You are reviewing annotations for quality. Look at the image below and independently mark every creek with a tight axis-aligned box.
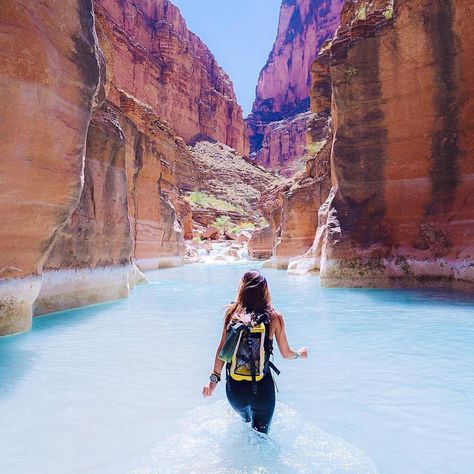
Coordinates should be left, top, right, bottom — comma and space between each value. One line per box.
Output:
0, 263, 473, 473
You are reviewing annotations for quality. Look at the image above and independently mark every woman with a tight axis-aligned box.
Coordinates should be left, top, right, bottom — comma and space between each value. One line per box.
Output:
202, 269, 308, 434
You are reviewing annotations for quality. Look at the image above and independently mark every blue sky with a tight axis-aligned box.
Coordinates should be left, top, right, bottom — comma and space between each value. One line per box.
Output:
172, 0, 281, 116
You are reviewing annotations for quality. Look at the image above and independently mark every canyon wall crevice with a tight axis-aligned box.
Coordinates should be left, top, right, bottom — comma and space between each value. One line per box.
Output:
250, 44, 333, 268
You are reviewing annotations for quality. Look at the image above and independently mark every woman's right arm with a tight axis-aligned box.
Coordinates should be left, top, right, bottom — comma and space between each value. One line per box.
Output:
273, 312, 308, 360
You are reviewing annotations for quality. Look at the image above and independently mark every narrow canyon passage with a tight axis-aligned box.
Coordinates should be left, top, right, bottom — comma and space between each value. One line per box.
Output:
0, 263, 473, 473
2, 0, 473, 336
1, 1, 474, 473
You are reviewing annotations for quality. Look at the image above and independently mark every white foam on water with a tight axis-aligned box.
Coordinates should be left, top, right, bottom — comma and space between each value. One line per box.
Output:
132, 401, 378, 474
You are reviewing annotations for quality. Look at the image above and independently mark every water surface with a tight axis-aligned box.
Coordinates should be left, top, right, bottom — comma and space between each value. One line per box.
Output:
0, 264, 473, 473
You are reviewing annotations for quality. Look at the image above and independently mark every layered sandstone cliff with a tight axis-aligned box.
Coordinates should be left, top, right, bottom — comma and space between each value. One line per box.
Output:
0, 0, 101, 334
0, 0, 249, 334
36, 0, 251, 315
94, 0, 248, 156
247, 0, 344, 175
249, 44, 333, 267
290, 0, 474, 290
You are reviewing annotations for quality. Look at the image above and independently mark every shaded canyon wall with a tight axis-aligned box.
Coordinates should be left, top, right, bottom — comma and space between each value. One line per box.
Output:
249, 44, 333, 267
289, 0, 474, 290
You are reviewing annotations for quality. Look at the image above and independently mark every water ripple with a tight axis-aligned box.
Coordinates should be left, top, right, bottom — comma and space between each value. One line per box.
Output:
134, 401, 378, 474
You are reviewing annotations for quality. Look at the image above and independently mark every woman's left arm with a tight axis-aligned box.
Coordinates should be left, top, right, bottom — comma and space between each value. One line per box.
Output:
273, 312, 308, 360
202, 322, 227, 398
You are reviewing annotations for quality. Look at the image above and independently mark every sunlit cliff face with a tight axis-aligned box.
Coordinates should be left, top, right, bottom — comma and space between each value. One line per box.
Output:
246, 0, 344, 174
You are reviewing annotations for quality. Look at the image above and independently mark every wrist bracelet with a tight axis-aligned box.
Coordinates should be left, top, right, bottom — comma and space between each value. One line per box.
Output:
294, 351, 300, 359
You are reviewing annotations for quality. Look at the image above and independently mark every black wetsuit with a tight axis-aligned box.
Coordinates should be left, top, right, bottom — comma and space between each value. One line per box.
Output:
225, 322, 276, 434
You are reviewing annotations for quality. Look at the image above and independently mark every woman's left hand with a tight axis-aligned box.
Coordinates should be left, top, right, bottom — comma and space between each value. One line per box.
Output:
202, 382, 217, 398
297, 347, 308, 359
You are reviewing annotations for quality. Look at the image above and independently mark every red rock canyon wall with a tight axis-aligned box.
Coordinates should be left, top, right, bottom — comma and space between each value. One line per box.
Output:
94, 0, 248, 156
0, 0, 101, 334
0, 0, 248, 334
246, 0, 344, 175
290, 0, 474, 290
250, 44, 333, 268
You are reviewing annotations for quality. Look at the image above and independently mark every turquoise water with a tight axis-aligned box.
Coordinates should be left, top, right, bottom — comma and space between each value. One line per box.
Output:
1, 264, 473, 474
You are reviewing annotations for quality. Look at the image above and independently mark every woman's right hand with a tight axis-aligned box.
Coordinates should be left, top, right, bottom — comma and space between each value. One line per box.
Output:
202, 382, 217, 398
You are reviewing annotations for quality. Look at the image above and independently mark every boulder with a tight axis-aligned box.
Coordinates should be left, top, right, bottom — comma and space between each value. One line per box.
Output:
236, 231, 252, 244
224, 230, 238, 241
224, 248, 240, 259
248, 227, 274, 260
202, 226, 220, 240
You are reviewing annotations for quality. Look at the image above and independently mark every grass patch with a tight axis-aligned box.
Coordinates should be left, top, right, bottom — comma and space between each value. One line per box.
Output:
233, 220, 267, 232
229, 220, 266, 235
212, 217, 257, 234
239, 222, 256, 231
186, 191, 244, 213
305, 141, 326, 156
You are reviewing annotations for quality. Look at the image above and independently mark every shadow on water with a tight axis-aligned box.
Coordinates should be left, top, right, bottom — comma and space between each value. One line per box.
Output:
0, 335, 35, 400
321, 285, 474, 309
32, 298, 126, 333
0, 299, 125, 399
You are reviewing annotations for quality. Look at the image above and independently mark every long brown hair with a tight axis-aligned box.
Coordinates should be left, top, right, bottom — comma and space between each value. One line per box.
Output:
225, 270, 273, 327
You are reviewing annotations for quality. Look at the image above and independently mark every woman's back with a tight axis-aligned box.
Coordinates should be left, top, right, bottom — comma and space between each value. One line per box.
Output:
202, 270, 308, 435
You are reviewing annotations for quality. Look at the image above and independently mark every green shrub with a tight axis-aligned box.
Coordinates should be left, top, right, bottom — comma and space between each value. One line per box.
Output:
305, 141, 325, 156
239, 222, 256, 230
356, 4, 366, 20
344, 66, 359, 84
384, 5, 393, 20
213, 215, 232, 231
188, 191, 206, 206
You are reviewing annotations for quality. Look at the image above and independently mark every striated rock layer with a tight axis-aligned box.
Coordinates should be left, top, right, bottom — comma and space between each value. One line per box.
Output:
256, 112, 311, 177
0, 0, 101, 334
292, 0, 474, 290
188, 140, 281, 227
116, 91, 192, 271
1, 0, 250, 334
94, 0, 248, 156
247, 0, 344, 173
250, 45, 333, 269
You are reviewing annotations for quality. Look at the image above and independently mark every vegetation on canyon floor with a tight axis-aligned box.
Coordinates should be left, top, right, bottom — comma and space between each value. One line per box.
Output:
186, 191, 245, 214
